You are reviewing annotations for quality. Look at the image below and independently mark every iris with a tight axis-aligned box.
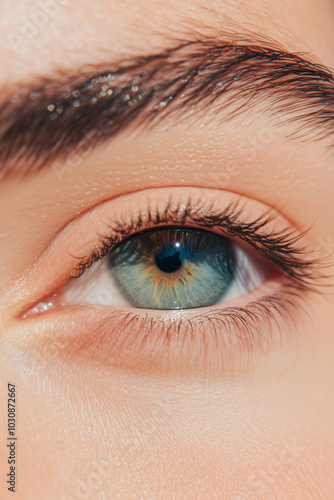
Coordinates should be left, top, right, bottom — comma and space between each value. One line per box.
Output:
108, 228, 236, 309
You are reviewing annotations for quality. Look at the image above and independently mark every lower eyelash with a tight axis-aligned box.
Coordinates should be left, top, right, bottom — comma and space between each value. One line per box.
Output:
54, 280, 311, 374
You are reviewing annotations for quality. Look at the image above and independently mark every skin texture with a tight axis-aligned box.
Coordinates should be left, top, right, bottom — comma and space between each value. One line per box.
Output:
0, 1, 334, 499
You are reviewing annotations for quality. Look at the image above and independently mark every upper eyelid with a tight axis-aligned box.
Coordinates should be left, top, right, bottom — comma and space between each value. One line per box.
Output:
16, 186, 314, 272
24, 187, 320, 296
70, 198, 319, 291
8, 186, 323, 321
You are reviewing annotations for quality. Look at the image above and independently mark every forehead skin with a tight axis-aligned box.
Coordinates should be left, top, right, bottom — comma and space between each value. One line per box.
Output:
1, 0, 334, 78
0, 1, 334, 500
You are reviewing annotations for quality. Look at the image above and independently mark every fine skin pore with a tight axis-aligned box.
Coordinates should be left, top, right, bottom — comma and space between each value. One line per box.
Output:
0, 0, 334, 499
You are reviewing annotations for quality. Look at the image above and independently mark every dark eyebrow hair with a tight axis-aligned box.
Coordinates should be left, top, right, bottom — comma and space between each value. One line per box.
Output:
1, 37, 334, 179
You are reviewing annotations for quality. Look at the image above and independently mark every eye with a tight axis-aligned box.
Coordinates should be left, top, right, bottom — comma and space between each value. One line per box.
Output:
23, 187, 320, 372
62, 227, 268, 310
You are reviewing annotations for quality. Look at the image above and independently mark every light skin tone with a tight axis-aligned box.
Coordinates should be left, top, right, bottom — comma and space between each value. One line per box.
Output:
0, 1, 334, 499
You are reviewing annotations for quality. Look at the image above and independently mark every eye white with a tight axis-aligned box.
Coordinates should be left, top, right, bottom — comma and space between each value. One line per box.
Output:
59, 242, 268, 308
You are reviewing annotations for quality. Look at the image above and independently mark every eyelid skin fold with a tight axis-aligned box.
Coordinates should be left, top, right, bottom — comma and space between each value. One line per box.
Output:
12, 187, 328, 377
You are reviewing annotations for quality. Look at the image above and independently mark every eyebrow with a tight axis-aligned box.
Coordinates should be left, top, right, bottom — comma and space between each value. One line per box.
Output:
0, 38, 334, 180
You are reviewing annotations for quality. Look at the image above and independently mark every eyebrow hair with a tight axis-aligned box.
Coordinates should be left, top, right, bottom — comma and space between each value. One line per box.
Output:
0, 37, 334, 179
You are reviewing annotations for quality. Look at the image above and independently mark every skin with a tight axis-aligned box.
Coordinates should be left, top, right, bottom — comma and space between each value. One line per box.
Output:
0, 0, 334, 499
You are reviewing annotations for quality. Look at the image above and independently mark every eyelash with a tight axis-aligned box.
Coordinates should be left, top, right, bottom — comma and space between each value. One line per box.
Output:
70, 198, 319, 291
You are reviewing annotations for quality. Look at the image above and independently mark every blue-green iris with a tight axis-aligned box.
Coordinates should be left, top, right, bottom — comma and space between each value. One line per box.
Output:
108, 228, 236, 309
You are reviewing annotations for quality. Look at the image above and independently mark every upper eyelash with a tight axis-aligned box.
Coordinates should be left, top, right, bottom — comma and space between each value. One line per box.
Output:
69, 197, 322, 291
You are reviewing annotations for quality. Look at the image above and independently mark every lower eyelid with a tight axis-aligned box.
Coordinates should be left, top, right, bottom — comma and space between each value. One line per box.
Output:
15, 280, 310, 377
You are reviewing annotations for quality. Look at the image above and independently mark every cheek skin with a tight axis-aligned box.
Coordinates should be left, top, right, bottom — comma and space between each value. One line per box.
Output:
1, 338, 334, 500
2, 288, 334, 499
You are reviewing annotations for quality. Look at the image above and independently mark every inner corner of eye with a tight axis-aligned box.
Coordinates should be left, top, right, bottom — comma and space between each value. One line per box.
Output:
37, 226, 278, 313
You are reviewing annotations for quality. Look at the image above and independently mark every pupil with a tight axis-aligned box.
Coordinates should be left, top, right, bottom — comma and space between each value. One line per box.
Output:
155, 250, 182, 273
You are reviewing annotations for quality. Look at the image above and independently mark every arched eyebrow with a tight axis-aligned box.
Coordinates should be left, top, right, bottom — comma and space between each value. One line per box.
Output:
0, 38, 334, 180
